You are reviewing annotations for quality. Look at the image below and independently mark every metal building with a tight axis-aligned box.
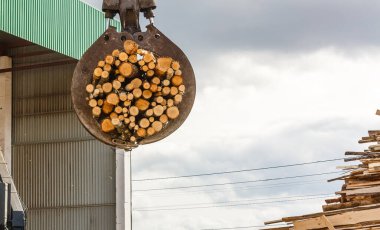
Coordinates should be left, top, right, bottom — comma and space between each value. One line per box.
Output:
0, 0, 121, 229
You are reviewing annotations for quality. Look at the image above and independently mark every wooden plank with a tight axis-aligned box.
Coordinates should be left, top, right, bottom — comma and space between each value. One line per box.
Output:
337, 186, 380, 196
293, 215, 335, 230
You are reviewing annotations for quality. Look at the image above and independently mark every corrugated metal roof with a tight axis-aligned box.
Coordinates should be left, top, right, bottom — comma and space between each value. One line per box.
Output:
0, 0, 120, 60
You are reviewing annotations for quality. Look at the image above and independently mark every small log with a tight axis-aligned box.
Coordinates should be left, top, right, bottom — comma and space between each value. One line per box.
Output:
175, 70, 182, 76
151, 102, 157, 107
133, 88, 142, 98
126, 83, 134, 92
98, 61, 105, 68
127, 93, 134, 101
98, 71, 110, 85
167, 99, 174, 107
113, 80, 122, 90
115, 60, 121, 67
149, 117, 155, 123
93, 67, 103, 79
106, 93, 120, 106
174, 94, 182, 105
118, 115, 124, 121
112, 49, 120, 57
97, 99, 104, 107
102, 82, 113, 94
110, 112, 118, 119
102, 102, 114, 114
153, 105, 164, 117
129, 122, 136, 129
136, 128, 147, 138
162, 87, 171, 96
138, 60, 146, 66
143, 90, 152, 99
119, 52, 128, 62
155, 96, 164, 104
147, 127, 155, 136
152, 121, 163, 132
171, 61, 180, 71
124, 40, 139, 55
147, 70, 155, 77
129, 106, 139, 116
167, 106, 179, 119
124, 100, 131, 107
115, 106, 123, 114
171, 75, 183, 86
101, 119, 115, 133
145, 109, 154, 117
157, 86, 162, 92
150, 84, 158, 92
103, 64, 112, 72
124, 118, 131, 125
130, 136, 137, 142
117, 75, 126, 83
92, 89, 101, 98
128, 54, 138, 64
96, 84, 102, 89
143, 52, 155, 63
89, 99, 98, 108
162, 79, 170, 86
119, 92, 128, 102
135, 99, 150, 111
170, 87, 179, 96
119, 62, 137, 78
105, 55, 115, 65
129, 116, 136, 123
139, 118, 150, 129
160, 99, 167, 106
92, 106, 102, 118
178, 84, 186, 93
160, 114, 168, 123
86, 84, 95, 93
167, 68, 174, 79
141, 65, 149, 72
122, 107, 128, 114
148, 62, 156, 70
131, 78, 143, 89
155, 57, 173, 76
152, 77, 160, 85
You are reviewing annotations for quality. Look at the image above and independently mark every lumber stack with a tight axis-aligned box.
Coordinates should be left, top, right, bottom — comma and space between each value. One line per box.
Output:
85, 40, 185, 143
263, 110, 380, 230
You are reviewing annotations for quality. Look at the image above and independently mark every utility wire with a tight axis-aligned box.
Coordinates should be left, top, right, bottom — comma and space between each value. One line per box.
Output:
133, 195, 332, 212
133, 158, 343, 182
133, 171, 341, 192
134, 192, 333, 210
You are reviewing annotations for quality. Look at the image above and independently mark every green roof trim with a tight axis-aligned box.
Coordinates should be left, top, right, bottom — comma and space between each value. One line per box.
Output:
0, 0, 120, 59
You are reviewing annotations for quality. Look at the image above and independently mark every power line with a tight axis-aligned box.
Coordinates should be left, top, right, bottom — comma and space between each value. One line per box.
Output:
133, 158, 343, 182
134, 193, 333, 210
133, 171, 341, 192
133, 195, 332, 212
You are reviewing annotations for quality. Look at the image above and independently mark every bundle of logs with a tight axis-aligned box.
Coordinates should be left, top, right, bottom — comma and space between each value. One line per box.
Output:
85, 40, 185, 143
263, 110, 380, 230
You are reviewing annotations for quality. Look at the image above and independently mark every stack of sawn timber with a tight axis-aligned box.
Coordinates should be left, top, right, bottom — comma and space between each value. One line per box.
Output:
263, 110, 380, 230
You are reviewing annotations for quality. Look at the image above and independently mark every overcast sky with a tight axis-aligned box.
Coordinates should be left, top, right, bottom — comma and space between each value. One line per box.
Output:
83, 1, 380, 229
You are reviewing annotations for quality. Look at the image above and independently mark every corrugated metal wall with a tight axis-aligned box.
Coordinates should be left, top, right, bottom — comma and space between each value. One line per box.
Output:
0, 0, 120, 60
10, 45, 116, 230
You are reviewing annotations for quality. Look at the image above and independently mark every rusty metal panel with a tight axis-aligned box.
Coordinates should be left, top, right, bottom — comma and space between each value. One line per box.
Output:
11, 46, 116, 229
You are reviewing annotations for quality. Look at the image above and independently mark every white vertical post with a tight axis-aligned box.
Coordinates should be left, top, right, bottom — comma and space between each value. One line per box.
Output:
116, 148, 132, 230
0, 56, 12, 171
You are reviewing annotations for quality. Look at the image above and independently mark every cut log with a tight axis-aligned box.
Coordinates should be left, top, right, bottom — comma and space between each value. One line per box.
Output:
128, 54, 138, 64
113, 80, 122, 90
110, 112, 118, 119
130, 136, 137, 142
127, 93, 134, 101
135, 99, 150, 111
174, 94, 182, 105
119, 52, 128, 62
175, 70, 182, 76
115, 60, 121, 67
150, 84, 158, 93
117, 75, 125, 83
171, 61, 180, 71
143, 52, 155, 63
124, 100, 131, 107
171, 75, 183, 86
92, 89, 100, 98
167, 106, 179, 119
92, 106, 102, 118
119, 62, 137, 78
147, 127, 155, 136
155, 57, 173, 76
141, 65, 149, 72
124, 40, 139, 55
103, 64, 112, 72
152, 77, 160, 85
139, 118, 150, 129
149, 117, 155, 123
124, 118, 131, 125
102, 82, 113, 94
115, 106, 123, 114
112, 118, 125, 134
89, 99, 98, 108
162, 87, 171, 96
155, 96, 164, 104
167, 99, 174, 107
106, 93, 120, 106
98, 61, 105, 68
131, 78, 143, 89
119, 92, 128, 102
160, 99, 167, 106
93, 67, 103, 79
145, 109, 154, 117
136, 128, 147, 138
102, 102, 114, 114
167, 68, 174, 79
101, 119, 115, 133
112, 49, 120, 57
148, 62, 156, 70
99, 71, 110, 85
138, 60, 145, 66
105, 55, 115, 65
178, 84, 186, 93
118, 115, 124, 121
129, 116, 136, 123
97, 99, 104, 107
147, 70, 155, 77
126, 83, 134, 92
129, 106, 139, 116
170, 87, 179, 96
133, 88, 142, 98
153, 105, 164, 117
159, 114, 168, 123
152, 121, 163, 132
143, 90, 152, 99
86, 84, 95, 93
162, 79, 170, 86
